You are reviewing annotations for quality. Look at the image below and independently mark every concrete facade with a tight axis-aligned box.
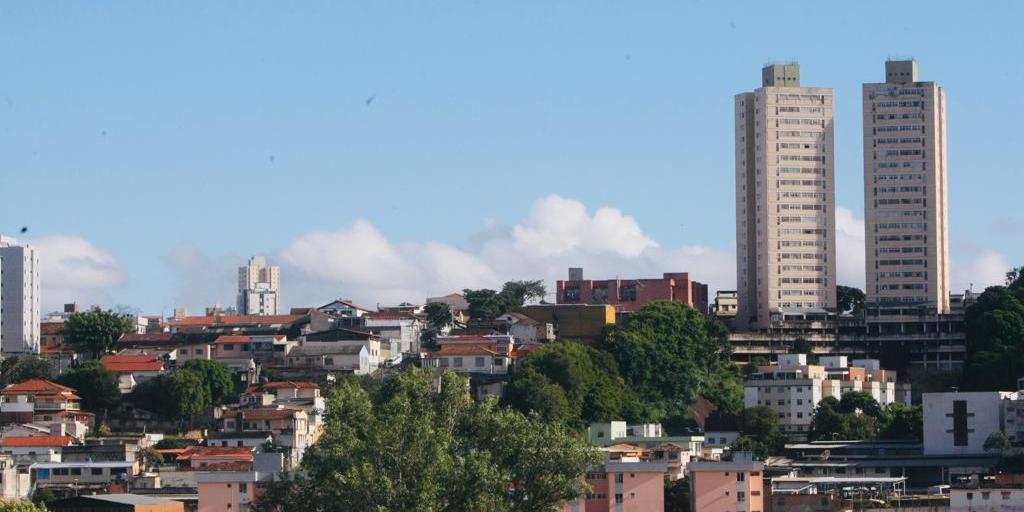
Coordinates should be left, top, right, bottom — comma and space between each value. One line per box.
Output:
556, 270, 708, 314
735, 64, 837, 330
863, 59, 950, 315
689, 452, 765, 512
237, 255, 280, 316
922, 391, 1015, 456
0, 236, 40, 354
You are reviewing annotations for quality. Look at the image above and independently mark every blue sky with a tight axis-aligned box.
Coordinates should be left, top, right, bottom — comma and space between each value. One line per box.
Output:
1, 1, 1021, 314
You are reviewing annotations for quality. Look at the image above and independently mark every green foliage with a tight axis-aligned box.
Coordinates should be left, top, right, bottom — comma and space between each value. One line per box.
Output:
62, 307, 135, 358
963, 268, 1024, 390
129, 360, 235, 424
0, 355, 55, 385
0, 499, 47, 512
56, 361, 121, 411
791, 338, 817, 364
600, 301, 742, 419
838, 391, 882, 417
664, 478, 691, 512
837, 285, 866, 314
181, 359, 235, 405
878, 402, 923, 441
504, 341, 647, 428
254, 368, 600, 512
421, 302, 453, 348
137, 446, 164, 470
985, 431, 1011, 452
463, 280, 547, 320
730, 406, 785, 459
154, 436, 193, 449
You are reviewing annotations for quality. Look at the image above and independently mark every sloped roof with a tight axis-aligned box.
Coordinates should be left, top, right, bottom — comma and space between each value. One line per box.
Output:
1, 435, 75, 447
2, 379, 75, 395
214, 335, 253, 345
239, 408, 302, 420
100, 354, 165, 373
169, 314, 305, 327
426, 344, 500, 356
40, 322, 65, 336
245, 381, 318, 394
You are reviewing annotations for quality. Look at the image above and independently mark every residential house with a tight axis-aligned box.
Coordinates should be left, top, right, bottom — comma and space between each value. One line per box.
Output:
522, 304, 616, 344
286, 344, 369, 375
222, 408, 312, 469
496, 313, 555, 343
0, 379, 90, 426
242, 381, 323, 411
951, 474, 1024, 512
2, 435, 76, 464
363, 311, 423, 357
421, 336, 515, 375
316, 299, 372, 318
688, 452, 764, 512
196, 452, 283, 512
47, 494, 184, 512
556, 269, 709, 314
0, 453, 29, 500
39, 321, 77, 372
562, 460, 667, 512
101, 354, 166, 393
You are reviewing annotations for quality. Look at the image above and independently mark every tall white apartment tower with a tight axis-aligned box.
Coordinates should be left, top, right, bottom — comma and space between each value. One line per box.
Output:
863, 60, 950, 314
735, 63, 838, 331
237, 255, 280, 316
0, 236, 41, 354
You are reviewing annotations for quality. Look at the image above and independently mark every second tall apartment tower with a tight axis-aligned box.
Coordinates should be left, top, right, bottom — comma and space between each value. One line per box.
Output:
863, 60, 950, 315
735, 63, 838, 330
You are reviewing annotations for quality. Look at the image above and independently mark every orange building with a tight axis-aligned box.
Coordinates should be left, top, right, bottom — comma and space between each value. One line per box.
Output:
689, 452, 764, 512
562, 461, 667, 512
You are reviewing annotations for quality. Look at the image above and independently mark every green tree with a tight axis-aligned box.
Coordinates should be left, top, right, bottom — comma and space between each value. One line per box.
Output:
504, 341, 647, 428
985, 431, 1012, 453
962, 268, 1024, 391
838, 391, 882, 418
180, 359, 235, 405
837, 285, 866, 314
600, 301, 741, 420
808, 397, 847, 441
137, 446, 164, 471
463, 288, 504, 320
664, 478, 692, 512
0, 356, 55, 385
730, 406, 786, 458
498, 280, 547, 312
254, 368, 600, 512
56, 361, 120, 411
420, 302, 452, 348
63, 307, 135, 358
878, 402, 923, 441
0, 499, 47, 512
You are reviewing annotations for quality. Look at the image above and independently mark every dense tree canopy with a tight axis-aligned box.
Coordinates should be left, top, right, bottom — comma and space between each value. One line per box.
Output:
63, 307, 135, 358
0, 500, 47, 512
504, 341, 648, 428
254, 369, 600, 512
463, 280, 548, 320
0, 356, 54, 385
730, 406, 786, 459
420, 302, 453, 348
809, 395, 922, 442
837, 285, 866, 314
963, 267, 1024, 391
56, 361, 120, 411
600, 301, 742, 421
129, 360, 235, 424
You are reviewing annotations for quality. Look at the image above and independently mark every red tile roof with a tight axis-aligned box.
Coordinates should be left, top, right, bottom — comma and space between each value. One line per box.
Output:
190, 446, 255, 460
2, 379, 75, 395
1, 435, 75, 447
119, 333, 174, 343
427, 344, 500, 356
169, 315, 304, 327
213, 335, 252, 345
100, 354, 165, 373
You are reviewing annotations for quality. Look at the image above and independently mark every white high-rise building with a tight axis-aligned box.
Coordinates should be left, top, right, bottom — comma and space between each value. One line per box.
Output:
863, 59, 950, 315
735, 63, 838, 330
0, 236, 41, 354
237, 255, 280, 316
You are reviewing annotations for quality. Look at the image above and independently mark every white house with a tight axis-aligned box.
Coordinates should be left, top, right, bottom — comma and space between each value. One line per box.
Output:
923, 391, 1017, 456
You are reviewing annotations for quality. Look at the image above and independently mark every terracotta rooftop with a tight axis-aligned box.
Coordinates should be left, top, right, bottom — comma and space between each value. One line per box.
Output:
426, 344, 501, 356
40, 322, 65, 336
1, 435, 75, 448
2, 379, 76, 395
189, 446, 255, 460
239, 408, 302, 420
168, 314, 304, 327
213, 335, 253, 345
119, 333, 174, 343
100, 354, 165, 373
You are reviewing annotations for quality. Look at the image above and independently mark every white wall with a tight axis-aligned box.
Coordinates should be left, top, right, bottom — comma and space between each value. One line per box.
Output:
923, 392, 1013, 456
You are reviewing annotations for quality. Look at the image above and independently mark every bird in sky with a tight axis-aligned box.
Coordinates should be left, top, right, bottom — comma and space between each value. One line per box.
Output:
365, 94, 376, 106
20, 227, 28, 234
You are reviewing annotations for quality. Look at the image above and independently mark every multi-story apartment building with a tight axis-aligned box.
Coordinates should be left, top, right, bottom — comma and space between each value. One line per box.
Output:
863, 59, 950, 316
735, 64, 837, 331
744, 354, 908, 437
689, 452, 765, 512
237, 255, 280, 316
556, 269, 708, 314
0, 236, 40, 354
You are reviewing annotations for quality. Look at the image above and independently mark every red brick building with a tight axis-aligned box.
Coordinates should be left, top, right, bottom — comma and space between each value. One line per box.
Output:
555, 270, 709, 314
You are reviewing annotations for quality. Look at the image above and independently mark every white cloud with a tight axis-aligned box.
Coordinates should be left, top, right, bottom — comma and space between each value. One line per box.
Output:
835, 206, 866, 288
280, 195, 735, 308
953, 250, 1011, 293
30, 236, 125, 311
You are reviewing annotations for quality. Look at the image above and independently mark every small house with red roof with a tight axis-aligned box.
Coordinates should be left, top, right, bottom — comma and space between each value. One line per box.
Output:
100, 354, 166, 393
0, 379, 87, 425
316, 299, 372, 318
1, 435, 76, 464
421, 336, 516, 375
242, 381, 321, 408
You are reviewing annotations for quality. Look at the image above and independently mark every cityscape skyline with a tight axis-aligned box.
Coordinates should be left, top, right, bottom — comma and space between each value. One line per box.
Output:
2, 2, 1021, 314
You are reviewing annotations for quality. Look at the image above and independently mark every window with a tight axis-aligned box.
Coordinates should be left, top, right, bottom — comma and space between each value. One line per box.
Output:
453, 357, 463, 368
615, 493, 623, 504
737, 472, 745, 482
71, 468, 82, 475
738, 491, 746, 502
240, 483, 248, 493
92, 468, 103, 475
475, 357, 485, 367
615, 473, 623, 483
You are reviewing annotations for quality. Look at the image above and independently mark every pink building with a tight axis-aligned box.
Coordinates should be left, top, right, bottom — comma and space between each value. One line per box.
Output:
562, 461, 666, 512
689, 452, 764, 512
556, 269, 708, 314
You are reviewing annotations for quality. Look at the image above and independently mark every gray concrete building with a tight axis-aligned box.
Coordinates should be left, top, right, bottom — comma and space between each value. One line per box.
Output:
735, 63, 838, 331
863, 59, 950, 315
237, 255, 280, 316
